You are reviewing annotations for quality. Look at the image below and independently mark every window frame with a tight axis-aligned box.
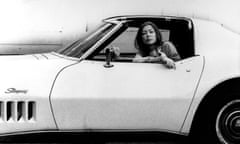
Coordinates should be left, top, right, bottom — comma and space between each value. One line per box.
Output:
86, 17, 195, 62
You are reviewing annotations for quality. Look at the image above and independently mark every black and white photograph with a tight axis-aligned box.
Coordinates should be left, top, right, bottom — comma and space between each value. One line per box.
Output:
0, 0, 239, 143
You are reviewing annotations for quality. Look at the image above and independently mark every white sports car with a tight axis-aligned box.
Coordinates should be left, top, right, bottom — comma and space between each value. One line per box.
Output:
0, 15, 240, 144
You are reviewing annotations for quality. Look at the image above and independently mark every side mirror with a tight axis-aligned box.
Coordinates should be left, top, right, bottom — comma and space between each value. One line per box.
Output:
104, 48, 114, 68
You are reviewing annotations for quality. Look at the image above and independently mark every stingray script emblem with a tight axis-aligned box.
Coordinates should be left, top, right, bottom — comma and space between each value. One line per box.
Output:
5, 88, 28, 94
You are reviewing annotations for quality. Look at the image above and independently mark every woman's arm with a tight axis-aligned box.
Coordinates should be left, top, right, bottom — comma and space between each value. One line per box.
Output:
132, 53, 167, 63
161, 41, 181, 61
133, 50, 176, 69
133, 54, 176, 69
132, 54, 152, 63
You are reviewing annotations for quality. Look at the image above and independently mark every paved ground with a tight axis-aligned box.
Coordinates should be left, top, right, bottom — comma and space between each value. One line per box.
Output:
0, 132, 190, 143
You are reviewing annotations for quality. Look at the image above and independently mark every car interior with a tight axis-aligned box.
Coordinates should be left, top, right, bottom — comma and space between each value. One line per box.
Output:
88, 17, 194, 62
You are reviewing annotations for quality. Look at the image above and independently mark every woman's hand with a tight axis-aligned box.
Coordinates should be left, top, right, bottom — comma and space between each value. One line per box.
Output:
158, 51, 176, 69
110, 46, 120, 56
108, 46, 120, 59
162, 57, 176, 69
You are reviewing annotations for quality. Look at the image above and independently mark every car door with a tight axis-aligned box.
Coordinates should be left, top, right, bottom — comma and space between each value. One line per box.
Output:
50, 56, 204, 132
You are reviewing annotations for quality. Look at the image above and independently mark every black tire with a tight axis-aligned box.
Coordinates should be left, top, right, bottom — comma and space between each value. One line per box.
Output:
215, 99, 240, 144
191, 98, 240, 144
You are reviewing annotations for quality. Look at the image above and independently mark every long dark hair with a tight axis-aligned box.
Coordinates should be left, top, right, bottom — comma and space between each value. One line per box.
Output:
135, 21, 163, 56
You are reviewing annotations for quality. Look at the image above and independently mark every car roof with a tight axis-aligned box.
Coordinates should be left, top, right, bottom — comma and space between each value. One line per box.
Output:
104, 15, 193, 31
104, 15, 191, 22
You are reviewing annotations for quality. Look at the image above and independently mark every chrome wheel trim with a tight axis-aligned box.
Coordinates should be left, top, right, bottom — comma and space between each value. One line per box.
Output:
216, 100, 240, 144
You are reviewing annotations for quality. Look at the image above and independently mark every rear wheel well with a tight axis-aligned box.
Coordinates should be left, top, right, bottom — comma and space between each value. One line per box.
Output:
190, 78, 240, 137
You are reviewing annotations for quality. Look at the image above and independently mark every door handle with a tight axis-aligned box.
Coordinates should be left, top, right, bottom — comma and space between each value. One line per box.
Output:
186, 69, 191, 72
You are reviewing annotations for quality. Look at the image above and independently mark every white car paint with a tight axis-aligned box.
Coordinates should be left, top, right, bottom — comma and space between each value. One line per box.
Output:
0, 53, 76, 134
181, 19, 240, 133
51, 56, 204, 133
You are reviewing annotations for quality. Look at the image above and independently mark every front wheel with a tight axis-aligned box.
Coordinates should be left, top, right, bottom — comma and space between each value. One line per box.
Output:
216, 100, 240, 144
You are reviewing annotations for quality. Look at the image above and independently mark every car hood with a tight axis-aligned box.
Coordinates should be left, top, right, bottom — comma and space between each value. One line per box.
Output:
0, 52, 77, 97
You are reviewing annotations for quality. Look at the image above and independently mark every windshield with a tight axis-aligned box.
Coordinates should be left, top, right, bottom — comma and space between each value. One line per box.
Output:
57, 22, 116, 58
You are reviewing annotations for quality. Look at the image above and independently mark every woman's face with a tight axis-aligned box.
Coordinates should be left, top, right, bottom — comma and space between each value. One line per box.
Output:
141, 25, 157, 45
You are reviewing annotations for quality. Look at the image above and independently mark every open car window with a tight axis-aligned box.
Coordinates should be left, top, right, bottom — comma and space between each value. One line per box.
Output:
87, 17, 194, 62
92, 27, 171, 62
90, 24, 189, 62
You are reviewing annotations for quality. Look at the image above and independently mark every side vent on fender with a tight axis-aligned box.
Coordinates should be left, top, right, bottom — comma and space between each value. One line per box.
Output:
17, 101, 25, 121
0, 101, 36, 122
0, 101, 3, 121
6, 101, 14, 121
28, 101, 36, 121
